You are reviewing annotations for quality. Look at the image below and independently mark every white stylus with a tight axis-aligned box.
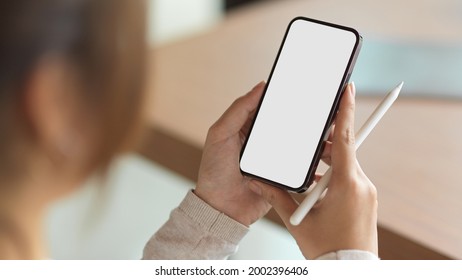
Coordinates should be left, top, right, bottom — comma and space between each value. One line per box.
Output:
290, 81, 404, 226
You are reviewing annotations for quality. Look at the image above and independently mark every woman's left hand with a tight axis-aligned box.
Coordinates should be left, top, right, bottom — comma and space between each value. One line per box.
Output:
195, 82, 271, 226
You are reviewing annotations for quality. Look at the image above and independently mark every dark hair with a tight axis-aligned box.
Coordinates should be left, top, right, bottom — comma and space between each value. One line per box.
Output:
0, 0, 147, 177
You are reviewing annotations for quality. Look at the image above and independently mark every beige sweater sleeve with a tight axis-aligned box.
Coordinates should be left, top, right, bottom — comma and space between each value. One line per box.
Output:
142, 190, 249, 260
142, 190, 379, 260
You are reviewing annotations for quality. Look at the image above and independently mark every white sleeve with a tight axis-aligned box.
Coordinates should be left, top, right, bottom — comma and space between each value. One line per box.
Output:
316, 250, 379, 260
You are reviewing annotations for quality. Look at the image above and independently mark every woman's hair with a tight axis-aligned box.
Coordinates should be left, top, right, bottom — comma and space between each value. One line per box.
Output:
0, 0, 147, 178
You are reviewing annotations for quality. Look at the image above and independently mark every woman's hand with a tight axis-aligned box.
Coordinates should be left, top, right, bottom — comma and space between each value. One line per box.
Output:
248, 83, 379, 259
195, 82, 271, 227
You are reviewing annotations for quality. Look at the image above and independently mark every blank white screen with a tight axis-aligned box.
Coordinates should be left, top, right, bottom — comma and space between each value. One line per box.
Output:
240, 18, 357, 189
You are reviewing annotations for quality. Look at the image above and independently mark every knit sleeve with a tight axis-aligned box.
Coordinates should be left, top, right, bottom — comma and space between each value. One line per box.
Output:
142, 190, 249, 260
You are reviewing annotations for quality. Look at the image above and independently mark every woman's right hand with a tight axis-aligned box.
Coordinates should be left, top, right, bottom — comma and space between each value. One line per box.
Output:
249, 83, 379, 259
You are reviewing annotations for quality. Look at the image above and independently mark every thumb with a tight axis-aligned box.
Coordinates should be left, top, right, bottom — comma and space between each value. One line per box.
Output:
212, 81, 265, 137
249, 181, 298, 226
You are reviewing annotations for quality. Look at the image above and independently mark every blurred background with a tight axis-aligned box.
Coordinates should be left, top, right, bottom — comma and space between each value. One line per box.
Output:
46, 0, 462, 259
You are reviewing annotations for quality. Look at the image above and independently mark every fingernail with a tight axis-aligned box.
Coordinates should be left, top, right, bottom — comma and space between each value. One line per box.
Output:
253, 80, 265, 90
350, 81, 356, 97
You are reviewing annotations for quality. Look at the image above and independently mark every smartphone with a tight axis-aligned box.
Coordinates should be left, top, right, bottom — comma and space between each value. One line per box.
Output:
239, 17, 362, 193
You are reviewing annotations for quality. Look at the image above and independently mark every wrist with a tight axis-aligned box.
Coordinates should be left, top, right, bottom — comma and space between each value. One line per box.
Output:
193, 188, 251, 227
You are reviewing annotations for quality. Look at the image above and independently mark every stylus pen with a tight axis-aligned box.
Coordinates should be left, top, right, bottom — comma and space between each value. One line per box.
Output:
290, 81, 404, 226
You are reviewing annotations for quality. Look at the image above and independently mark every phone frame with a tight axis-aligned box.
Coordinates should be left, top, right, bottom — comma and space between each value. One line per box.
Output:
239, 16, 362, 193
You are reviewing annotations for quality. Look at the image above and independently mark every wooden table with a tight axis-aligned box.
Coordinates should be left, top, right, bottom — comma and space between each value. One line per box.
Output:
138, 0, 462, 259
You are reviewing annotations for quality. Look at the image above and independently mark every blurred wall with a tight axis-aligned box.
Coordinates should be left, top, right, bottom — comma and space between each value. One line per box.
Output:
148, 0, 224, 46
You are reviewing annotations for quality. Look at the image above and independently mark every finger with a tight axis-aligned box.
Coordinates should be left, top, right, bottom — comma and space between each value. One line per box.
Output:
249, 181, 298, 227
331, 82, 357, 175
320, 141, 332, 165
212, 81, 265, 137
327, 124, 335, 142
239, 108, 257, 143
314, 174, 323, 182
